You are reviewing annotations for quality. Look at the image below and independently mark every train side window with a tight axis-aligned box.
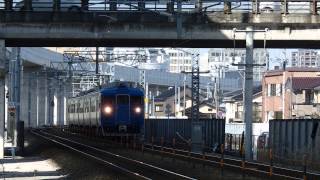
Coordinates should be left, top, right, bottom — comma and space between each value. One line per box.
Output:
77, 103, 80, 113
91, 98, 95, 112
117, 95, 129, 105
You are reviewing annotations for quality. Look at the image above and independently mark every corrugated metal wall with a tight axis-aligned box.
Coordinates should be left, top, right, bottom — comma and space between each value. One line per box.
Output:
270, 119, 320, 169
144, 118, 225, 149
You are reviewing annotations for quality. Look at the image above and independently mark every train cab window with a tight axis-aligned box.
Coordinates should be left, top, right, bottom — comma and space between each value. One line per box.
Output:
131, 96, 143, 105
117, 95, 129, 105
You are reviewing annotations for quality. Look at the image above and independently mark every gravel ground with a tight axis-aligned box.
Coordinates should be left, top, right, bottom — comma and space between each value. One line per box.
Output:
24, 130, 130, 180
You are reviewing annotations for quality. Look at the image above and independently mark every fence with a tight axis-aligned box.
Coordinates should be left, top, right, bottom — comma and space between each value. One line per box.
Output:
270, 119, 320, 171
144, 118, 225, 152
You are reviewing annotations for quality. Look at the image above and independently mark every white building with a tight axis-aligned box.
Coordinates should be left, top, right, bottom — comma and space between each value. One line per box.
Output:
166, 48, 193, 73
208, 48, 268, 82
291, 49, 320, 68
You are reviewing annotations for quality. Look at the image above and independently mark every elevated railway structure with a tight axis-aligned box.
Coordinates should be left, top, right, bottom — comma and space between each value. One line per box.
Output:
0, 1, 319, 48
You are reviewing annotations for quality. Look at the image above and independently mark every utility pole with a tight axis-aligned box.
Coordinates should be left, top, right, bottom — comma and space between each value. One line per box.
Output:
233, 27, 268, 161
0, 40, 6, 158
183, 75, 186, 116
14, 48, 21, 149
214, 77, 219, 119
244, 26, 254, 161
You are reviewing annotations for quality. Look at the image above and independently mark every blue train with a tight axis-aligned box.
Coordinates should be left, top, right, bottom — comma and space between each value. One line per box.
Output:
66, 83, 144, 134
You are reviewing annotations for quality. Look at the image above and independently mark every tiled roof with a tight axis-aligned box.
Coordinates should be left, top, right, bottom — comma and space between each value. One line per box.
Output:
224, 85, 262, 101
290, 77, 320, 90
265, 67, 320, 77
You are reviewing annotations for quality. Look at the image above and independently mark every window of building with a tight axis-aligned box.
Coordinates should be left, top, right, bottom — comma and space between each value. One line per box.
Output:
268, 84, 282, 96
235, 111, 243, 119
155, 104, 164, 112
305, 90, 314, 104
268, 84, 276, 96
274, 111, 283, 119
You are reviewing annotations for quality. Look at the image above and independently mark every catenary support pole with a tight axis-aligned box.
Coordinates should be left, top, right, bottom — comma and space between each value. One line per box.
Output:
14, 47, 21, 148
244, 26, 254, 161
0, 40, 6, 158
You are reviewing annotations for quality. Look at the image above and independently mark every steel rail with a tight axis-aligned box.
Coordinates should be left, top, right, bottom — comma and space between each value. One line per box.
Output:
30, 130, 150, 180
143, 143, 320, 180
56, 128, 320, 179
35, 129, 197, 180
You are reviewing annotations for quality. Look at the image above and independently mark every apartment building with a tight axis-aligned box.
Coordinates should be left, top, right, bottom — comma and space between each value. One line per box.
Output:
291, 49, 320, 68
167, 49, 193, 73
262, 67, 320, 121
208, 48, 268, 81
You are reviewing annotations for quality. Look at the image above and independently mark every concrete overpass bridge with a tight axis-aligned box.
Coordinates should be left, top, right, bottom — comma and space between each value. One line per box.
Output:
0, 1, 320, 48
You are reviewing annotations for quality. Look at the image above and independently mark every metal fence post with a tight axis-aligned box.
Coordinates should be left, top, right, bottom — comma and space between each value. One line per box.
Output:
303, 154, 307, 180
151, 136, 154, 150
172, 138, 176, 154
269, 149, 273, 177
202, 140, 206, 160
220, 144, 225, 176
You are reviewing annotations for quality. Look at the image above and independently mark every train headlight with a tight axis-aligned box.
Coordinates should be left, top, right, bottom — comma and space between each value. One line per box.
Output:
104, 106, 112, 114
135, 107, 141, 114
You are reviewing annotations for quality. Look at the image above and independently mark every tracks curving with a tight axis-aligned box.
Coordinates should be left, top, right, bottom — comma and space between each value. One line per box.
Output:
30, 129, 197, 180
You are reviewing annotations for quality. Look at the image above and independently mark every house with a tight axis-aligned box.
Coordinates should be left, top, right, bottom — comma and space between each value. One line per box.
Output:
152, 87, 220, 118
153, 87, 192, 117
184, 100, 225, 119
262, 67, 320, 121
224, 86, 262, 123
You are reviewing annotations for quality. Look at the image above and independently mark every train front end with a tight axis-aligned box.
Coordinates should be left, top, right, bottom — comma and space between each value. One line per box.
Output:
100, 86, 144, 133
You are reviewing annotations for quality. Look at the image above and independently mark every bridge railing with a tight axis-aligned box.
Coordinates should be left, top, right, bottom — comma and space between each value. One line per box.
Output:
0, 0, 317, 14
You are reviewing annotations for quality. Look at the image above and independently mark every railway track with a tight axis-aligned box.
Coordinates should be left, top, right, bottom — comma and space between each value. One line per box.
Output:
142, 143, 320, 180
35, 128, 320, 179
30, 129, 197, 180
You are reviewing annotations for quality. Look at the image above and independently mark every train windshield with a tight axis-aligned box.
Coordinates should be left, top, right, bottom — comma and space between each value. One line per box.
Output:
117, 95, 129, 105
131, 96, 143, 105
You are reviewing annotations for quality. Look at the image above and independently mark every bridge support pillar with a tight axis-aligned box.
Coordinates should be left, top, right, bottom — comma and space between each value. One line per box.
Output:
81, 0, 88, 11
138, 0, 145, 11
53, 0, 61, 12
166, 0, 174, 13
24, 0, 32, 11
195, 0, 202, 13
244, 26, 253, 161
281, 0, 288, 14
224, 1, 231, 14
110, 0, 117, 11
0, 40, 6, 159
311, 0, 318, 15
252, 0, 260, 14
5, 0, 13, 10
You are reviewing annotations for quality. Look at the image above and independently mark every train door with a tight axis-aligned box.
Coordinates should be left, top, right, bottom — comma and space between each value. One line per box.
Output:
116, 94, 130, 132
84, 97, 89, 126
76, 99, 80, 126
